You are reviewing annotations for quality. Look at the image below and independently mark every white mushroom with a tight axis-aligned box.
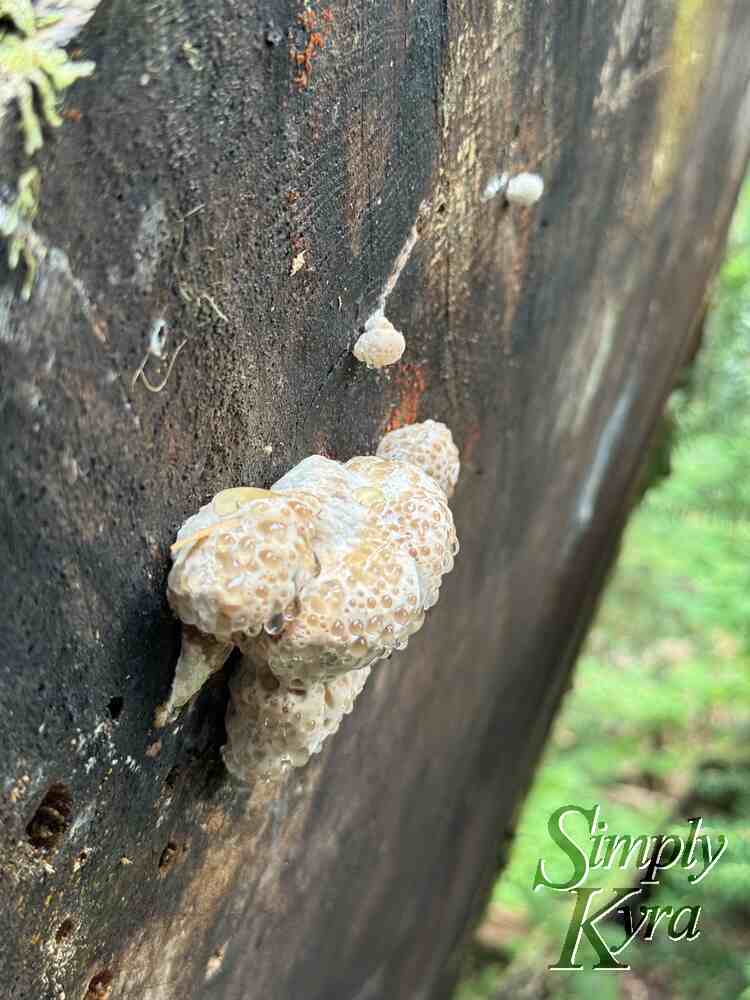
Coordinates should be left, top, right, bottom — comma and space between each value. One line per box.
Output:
505, 172, 544, 206
352, 313, 405, 369
376, 419, 460, 499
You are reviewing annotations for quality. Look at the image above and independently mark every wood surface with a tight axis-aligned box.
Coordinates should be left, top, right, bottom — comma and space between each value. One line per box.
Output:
1, 1, 749, 998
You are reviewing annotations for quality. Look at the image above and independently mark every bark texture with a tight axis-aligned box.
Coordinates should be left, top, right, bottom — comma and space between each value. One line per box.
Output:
1, 1, 749, 998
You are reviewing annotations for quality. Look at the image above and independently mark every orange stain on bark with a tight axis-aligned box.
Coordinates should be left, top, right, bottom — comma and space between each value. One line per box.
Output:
383, 364, 428, 433
291, 8, 331, 89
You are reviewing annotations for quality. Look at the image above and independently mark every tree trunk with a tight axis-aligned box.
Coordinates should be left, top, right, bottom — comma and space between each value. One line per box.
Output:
1, 2, 748, 999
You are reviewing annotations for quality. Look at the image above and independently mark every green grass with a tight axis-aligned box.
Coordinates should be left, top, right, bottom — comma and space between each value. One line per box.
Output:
457, 184, 750, 1000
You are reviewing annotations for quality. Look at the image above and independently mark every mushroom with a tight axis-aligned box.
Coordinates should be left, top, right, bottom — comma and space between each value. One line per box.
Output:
376, 419, 460, 499
160, 422, 460, 783
352, 313, 406, 369
223, 655, 371, 780
167, 486, 321, 643
505, 172, 544, 207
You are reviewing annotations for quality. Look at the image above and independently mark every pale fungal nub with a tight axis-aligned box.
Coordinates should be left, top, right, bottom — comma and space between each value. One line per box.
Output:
376, 419, 460, 499
161, 422, 461, 783
352, 312, 405, 369
480, 173, 508, 203
505, 172, 544, 207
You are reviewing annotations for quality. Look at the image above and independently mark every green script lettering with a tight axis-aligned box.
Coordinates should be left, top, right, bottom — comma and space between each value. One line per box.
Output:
549, 888, 642, 971
668, 905, 702, 941
533, 804, 598, 892
599, 834, 653, 871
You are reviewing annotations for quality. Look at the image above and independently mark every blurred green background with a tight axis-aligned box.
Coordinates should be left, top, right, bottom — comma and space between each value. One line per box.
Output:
456, 181, 750, 1000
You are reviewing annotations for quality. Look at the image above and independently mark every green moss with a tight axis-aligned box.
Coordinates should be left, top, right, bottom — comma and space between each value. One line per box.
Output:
0, 2, 99, 299
0, 167, 45, 300
0, 5, 95, 155
0, 1, 36, 36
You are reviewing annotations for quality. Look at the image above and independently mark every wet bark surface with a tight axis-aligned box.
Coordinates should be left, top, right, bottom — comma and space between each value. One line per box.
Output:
1, 1, 749, 998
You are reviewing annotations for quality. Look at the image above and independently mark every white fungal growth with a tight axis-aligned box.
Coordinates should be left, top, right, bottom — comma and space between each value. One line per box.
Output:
480, 173, 508, 203
376, 210, 424, 312
505, 172, 544, 206
223, 656, 371, 777
161, 422, 461, 781
481, 171, 545, 207
168, 487, 321, 643
353, 199, 429, 370
352, 312, 405, 370
376, 419, 460, 499
153, 626, 233, 728
147, 317, 168, 359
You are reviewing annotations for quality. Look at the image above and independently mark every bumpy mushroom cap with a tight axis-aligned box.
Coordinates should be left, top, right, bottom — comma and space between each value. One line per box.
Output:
163, 422, 460, 782
167, 487, 321, 642
376, 419, 460, 498
255, 454, 456, 682
352, 313, 406, 369
223, 656, 371, 780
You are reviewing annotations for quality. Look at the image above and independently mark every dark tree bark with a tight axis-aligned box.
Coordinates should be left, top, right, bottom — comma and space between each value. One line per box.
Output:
1, 2, 748, 999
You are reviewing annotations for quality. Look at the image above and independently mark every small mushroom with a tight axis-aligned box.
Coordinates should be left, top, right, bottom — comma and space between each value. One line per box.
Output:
353, 312, 406, 369
376, 419, 460, 499
505, 172, 544, 207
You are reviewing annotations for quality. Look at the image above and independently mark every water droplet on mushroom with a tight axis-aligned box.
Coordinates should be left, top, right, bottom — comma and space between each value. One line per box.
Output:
264, 612, 286, 636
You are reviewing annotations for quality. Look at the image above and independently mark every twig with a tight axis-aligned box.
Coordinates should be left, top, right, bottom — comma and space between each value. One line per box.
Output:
199, 293, 228, 322
182, 203, 205, 220
133, 340, 187, 393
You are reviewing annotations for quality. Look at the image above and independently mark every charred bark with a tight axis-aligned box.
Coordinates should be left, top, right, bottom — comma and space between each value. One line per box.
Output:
1, 2, 749, 998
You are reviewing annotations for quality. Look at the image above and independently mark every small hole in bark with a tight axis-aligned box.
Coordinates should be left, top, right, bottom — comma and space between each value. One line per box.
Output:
55, 918, 75, 942
107, 696, 124, 720
26, 782, 73, 851
159, 840, 177, 869
164, 765, 180, 789
84, 969, 113, 999
159, 840, 187, 875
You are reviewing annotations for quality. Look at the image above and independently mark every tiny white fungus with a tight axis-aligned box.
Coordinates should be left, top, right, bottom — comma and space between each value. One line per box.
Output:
505, 172, 545, 206
352, 313, 405, 369
480, 173, 509, 203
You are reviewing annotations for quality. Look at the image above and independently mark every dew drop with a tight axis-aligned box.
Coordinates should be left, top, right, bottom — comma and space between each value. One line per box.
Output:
264, 612, 286, 636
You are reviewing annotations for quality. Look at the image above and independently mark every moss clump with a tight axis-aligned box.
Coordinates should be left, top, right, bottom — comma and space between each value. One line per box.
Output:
0, 0, 95, 155
0, 167, 45, 299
